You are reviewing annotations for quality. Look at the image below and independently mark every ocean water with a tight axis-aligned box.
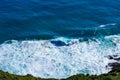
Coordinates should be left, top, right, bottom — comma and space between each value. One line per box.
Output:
0, 0, 120, 79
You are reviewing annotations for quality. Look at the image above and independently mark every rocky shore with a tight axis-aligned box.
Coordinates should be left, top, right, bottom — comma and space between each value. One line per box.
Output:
108, 55, 120, 70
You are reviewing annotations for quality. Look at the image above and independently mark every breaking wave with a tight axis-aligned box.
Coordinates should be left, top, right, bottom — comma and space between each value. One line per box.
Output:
0, 34, 120, 78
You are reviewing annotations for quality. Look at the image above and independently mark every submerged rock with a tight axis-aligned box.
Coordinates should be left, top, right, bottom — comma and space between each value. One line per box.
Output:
50, 41, 66, 46
50, 40, 77, 46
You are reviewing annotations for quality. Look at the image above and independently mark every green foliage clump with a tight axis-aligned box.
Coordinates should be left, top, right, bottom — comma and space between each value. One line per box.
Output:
65, 68, 120, 80
0, 70, 56, 80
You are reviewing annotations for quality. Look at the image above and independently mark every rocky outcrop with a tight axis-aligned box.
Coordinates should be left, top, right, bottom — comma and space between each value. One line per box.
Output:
108, 55, 120, 70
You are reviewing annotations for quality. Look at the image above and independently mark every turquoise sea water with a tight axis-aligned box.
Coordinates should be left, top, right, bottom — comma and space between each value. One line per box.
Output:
0, 0, 120, 78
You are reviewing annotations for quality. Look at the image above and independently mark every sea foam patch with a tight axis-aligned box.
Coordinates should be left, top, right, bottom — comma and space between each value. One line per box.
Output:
0, 35, 120, 78
99, 23, 116, 28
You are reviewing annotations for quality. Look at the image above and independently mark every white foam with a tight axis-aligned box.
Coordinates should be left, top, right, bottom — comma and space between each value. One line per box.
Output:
0, 35, 120, 78
99, 23, 116, 28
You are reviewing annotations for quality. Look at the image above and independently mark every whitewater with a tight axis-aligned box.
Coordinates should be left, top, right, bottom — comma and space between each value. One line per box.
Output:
0, 34, 120, 78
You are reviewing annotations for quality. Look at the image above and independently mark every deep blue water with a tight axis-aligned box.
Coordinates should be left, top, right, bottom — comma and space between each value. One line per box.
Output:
0, 0, 120, 79
0, 0, 120, 42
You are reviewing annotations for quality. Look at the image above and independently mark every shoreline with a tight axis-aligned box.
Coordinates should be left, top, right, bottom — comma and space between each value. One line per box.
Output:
0, 67, 120, 80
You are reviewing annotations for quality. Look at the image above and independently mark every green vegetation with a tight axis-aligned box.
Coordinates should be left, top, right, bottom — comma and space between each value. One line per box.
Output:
0, 71, 56, 80
0, 68, 120, 80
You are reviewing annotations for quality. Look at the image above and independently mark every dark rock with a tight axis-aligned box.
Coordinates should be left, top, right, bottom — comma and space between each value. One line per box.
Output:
114, 57, 120, 61
108, 56, 114, 59
108, 62, 120, 69
108, 55, 120, 61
